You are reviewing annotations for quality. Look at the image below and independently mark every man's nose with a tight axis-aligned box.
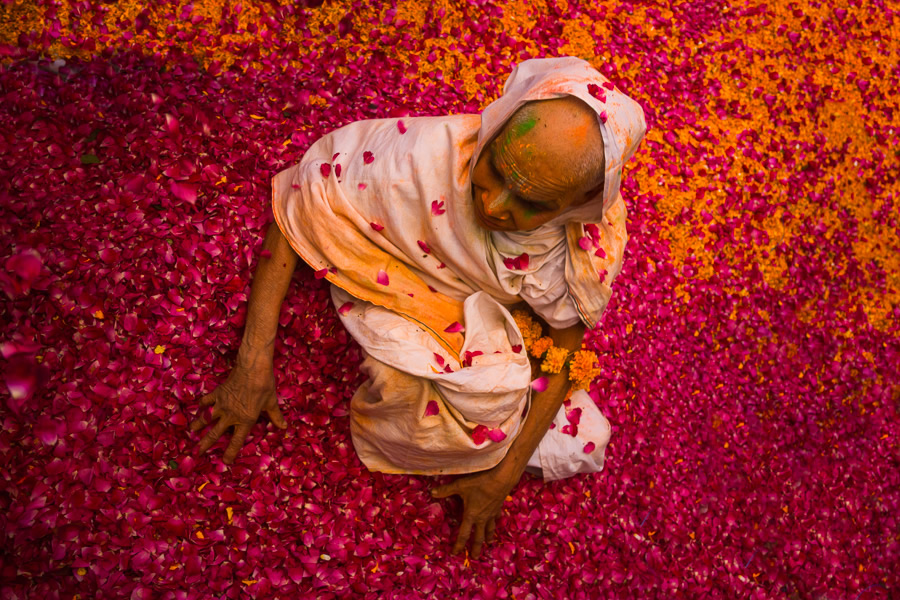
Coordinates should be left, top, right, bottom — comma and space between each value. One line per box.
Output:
485, 188, 512, 218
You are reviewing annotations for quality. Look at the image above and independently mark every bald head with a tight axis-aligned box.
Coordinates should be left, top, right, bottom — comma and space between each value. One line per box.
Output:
500, 96, 606, 198
470, 96, 607, 232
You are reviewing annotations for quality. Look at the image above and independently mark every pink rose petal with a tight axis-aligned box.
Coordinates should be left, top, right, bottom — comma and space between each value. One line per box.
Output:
504, 253, 530, 270
417, 240, 431, 253
432, 353, 445, 367
517, 253, 529, 269
431, 200, 446, 216
444, 321, 464, 333
363, 151, 374, 164
314, 268, 329, 279
587, 83, 606, 102
397, 119, 407, 134
169, 181, 198, 205
376, 270, 389, 285
338, 301, 354, 315
320, 163, 331, 177
370, 222, 384, 231
6, 250, 42, 282
531, 377, 549, 392
487, 428, 507, 443
583, 441, 596, 453
471, 425, 488, 445
424, 401, 439, 417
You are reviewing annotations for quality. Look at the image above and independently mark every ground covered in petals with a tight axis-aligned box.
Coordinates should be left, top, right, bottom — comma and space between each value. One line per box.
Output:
1, 0, 898, 598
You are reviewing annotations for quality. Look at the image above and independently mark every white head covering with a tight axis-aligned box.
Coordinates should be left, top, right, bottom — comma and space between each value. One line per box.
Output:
478, 57, 647, 328
273, 57, 647, 339
271, 57, 644, 479
474, 57, 647, 225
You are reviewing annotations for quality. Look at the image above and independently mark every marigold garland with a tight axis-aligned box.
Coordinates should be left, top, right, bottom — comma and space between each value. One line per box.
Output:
530, 336, 553, 358
541, 346, 570, 374
512, 309, 601, 391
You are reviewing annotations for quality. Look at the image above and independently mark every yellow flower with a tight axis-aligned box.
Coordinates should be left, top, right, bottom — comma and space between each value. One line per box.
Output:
569, 350, 598, 378
570, 376, 594, 391
568, 350, 600, 390
512, 309, 543, 352
541, 346, 569, 374
529, 336, 553, 358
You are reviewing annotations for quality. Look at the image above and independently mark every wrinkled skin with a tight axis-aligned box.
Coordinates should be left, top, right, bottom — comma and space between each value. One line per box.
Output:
431, 465, 518, 558
471, 96, 605, 232
190, 345, 287, 464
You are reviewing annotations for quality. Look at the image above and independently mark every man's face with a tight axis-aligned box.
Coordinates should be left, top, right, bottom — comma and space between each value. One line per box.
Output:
471, 104, 603, 232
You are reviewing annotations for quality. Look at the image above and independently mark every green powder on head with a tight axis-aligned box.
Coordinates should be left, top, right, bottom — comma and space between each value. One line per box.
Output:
512, 116, 537, 138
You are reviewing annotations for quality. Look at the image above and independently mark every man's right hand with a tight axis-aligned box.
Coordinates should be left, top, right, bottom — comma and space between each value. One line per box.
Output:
189, 348, 287, 464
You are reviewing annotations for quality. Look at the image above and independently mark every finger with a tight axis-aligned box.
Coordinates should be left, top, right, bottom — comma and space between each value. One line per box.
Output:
199, 392, 217, 407
486, 518, 497, 543
223, 423, 252, 465
265, 402, 287, 429
452, 518, 473, 555
191, 402, 221, 432
431, 482, 458, 499
197, 419, 231, 454
471, 522, 486, 559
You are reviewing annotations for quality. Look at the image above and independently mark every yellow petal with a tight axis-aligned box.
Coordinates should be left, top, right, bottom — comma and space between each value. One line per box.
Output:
250, 114, 264, 120
226, 507, 233, 524
93, 310, 104, 319
154, 345, 166, 354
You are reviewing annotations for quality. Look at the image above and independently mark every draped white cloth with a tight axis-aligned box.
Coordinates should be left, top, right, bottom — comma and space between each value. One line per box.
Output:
271, 57, 646, 480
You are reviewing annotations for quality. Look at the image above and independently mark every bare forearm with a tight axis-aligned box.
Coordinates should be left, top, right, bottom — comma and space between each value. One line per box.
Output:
240, 223, 299, 358
498, 318, 586, 476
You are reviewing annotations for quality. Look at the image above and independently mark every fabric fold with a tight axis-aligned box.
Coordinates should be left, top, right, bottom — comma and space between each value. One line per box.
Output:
271, 57, 645, 479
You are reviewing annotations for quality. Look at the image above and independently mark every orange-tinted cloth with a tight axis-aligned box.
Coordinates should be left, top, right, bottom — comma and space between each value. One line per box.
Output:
271, 57, 645, 480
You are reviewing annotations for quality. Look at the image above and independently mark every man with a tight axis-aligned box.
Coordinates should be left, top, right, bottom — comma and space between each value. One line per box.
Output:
190, 57, 646, 557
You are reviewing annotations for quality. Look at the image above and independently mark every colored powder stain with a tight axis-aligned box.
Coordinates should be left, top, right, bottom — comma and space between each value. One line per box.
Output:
512, 116, 537, 138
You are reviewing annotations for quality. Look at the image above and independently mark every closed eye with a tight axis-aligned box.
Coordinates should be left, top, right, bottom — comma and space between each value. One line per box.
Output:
520, 197, 546, 212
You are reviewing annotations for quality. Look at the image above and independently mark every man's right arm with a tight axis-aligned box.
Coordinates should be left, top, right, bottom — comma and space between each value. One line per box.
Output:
238, 222, 300, 365
190, 221, 299, 463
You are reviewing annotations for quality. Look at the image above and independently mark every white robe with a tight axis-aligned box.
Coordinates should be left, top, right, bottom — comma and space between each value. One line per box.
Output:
271, 57, 646, 481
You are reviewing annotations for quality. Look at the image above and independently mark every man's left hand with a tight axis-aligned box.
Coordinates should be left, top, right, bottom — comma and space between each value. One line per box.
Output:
431, 465, 521, 558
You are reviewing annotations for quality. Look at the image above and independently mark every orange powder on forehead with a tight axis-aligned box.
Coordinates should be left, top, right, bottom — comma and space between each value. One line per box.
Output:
567, 121, 590, 144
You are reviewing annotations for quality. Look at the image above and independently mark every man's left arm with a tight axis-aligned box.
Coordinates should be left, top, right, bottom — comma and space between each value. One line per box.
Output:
431, 310, 586, 558
495, 319, 585, 472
